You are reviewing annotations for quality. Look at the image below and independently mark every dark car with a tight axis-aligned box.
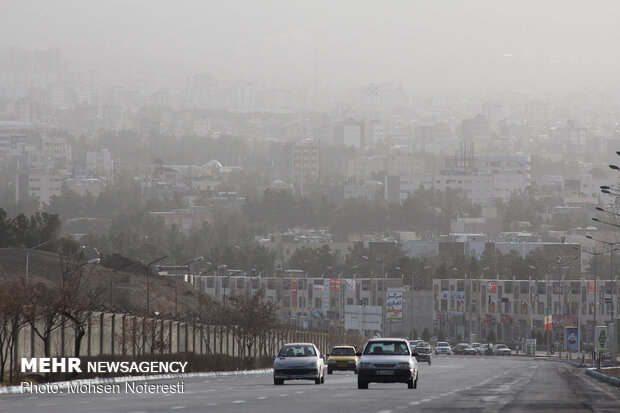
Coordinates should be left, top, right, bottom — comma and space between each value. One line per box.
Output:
453, 343, 477, 355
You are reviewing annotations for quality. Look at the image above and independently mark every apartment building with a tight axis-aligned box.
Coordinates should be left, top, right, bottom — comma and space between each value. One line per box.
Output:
433, 278, 619, 349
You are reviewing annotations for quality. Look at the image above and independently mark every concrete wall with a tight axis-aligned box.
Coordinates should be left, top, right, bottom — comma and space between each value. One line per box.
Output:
4, 311, 349, 381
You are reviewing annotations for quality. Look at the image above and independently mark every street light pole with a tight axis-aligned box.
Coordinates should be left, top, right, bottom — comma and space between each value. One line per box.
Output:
586, 235, 619, 325
146, 255, 168, 316
377, 258, 385, 336
25, 240, 52, 281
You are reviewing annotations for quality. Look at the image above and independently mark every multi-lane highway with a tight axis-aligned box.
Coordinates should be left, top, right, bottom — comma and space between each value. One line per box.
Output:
1, 356, 618, 412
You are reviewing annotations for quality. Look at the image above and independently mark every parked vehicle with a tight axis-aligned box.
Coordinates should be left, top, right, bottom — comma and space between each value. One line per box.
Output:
273, 343, 326, 385
357, 338, 419, 389
470, 343, 484, 355
492, 344, 512, 356
453, 343, 477, 355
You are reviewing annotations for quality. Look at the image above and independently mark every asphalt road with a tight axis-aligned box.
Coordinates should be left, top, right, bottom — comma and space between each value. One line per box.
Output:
1, 356, 618, 412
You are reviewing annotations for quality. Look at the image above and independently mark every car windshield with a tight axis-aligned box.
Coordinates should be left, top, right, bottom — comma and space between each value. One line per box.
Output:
437, 342, 449, 347
278, 345, 316, 357
331, 347, 355, 356
364, 341, 410, 356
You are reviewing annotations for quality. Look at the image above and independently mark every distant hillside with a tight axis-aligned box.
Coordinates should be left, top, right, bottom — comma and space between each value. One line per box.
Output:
0, 248, 215, 317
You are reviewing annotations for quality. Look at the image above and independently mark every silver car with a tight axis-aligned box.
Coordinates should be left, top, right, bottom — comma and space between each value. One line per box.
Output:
273, 343, 326, 385
357, 338, 419, 389
435, 341, 453, 355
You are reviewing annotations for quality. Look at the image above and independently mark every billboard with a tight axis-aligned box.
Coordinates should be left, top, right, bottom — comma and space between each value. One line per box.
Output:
595, 326, 608, 353
565, 327, 578, 351
344, 305, 382, 331
345, 279, 356, 292
330, 278, 340, 291
386, 291, 403, 322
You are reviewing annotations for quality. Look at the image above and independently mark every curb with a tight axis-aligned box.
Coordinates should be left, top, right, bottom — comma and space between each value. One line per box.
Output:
0, 368, 274, 395
542, 358, 592, 368
585, 368, 620, 387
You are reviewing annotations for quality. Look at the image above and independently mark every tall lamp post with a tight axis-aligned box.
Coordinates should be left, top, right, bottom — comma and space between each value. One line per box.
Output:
25, 240, 52, 281
145, 255, 168, 315
223, 269, 243, 310
377, 257, 386, 337
575, 248, 606, 356
586, 234, 619, 325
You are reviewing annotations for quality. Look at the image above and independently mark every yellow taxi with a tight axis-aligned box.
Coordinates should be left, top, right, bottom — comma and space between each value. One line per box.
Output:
327, 345, 359, 374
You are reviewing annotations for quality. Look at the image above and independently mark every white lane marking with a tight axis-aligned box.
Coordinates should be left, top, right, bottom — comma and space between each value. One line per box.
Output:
377, 410, 392, 413
421, 398, 432, 402
257, 396, 267, 400
279, 393, 288, 397
295, 391, 305, 394
409, 401, 421, 406
232, 400, 245, 404
171, 407, 186, 410
203, 380, 210, 383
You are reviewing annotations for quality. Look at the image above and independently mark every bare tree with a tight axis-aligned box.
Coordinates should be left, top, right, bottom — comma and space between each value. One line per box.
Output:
0, 279, 30, 383
226, 289, 278, 357
57, 254, 103, 358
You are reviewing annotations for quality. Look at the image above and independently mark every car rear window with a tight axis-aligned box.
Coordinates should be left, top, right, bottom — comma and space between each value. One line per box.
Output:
331, 347, 355, 356
437, 342, 449, 347
363, 341, 410, 356
278, 345, 316, 357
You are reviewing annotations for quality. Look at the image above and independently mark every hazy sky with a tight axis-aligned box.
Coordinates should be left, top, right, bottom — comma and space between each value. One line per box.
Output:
2, 0, 620, 93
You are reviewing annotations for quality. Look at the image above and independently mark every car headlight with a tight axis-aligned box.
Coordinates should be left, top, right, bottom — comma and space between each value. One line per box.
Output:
348, 360, 356, 363
328, 359, 336, 364
307, 361, 318, 368
358, 362, 373, 368
274, 361, 284, 368
397, 362, 412, 368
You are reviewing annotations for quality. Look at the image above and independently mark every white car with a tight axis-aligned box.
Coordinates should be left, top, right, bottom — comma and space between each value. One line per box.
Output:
435, 341, 453, 355
409, 340, 424, 352
492, 344, 512, 356
273, 343, 326, 385
357, 338, 419, 389
470, 343, 484, 355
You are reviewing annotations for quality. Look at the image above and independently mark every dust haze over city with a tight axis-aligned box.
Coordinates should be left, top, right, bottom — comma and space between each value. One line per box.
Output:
1, 1, 620, 412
